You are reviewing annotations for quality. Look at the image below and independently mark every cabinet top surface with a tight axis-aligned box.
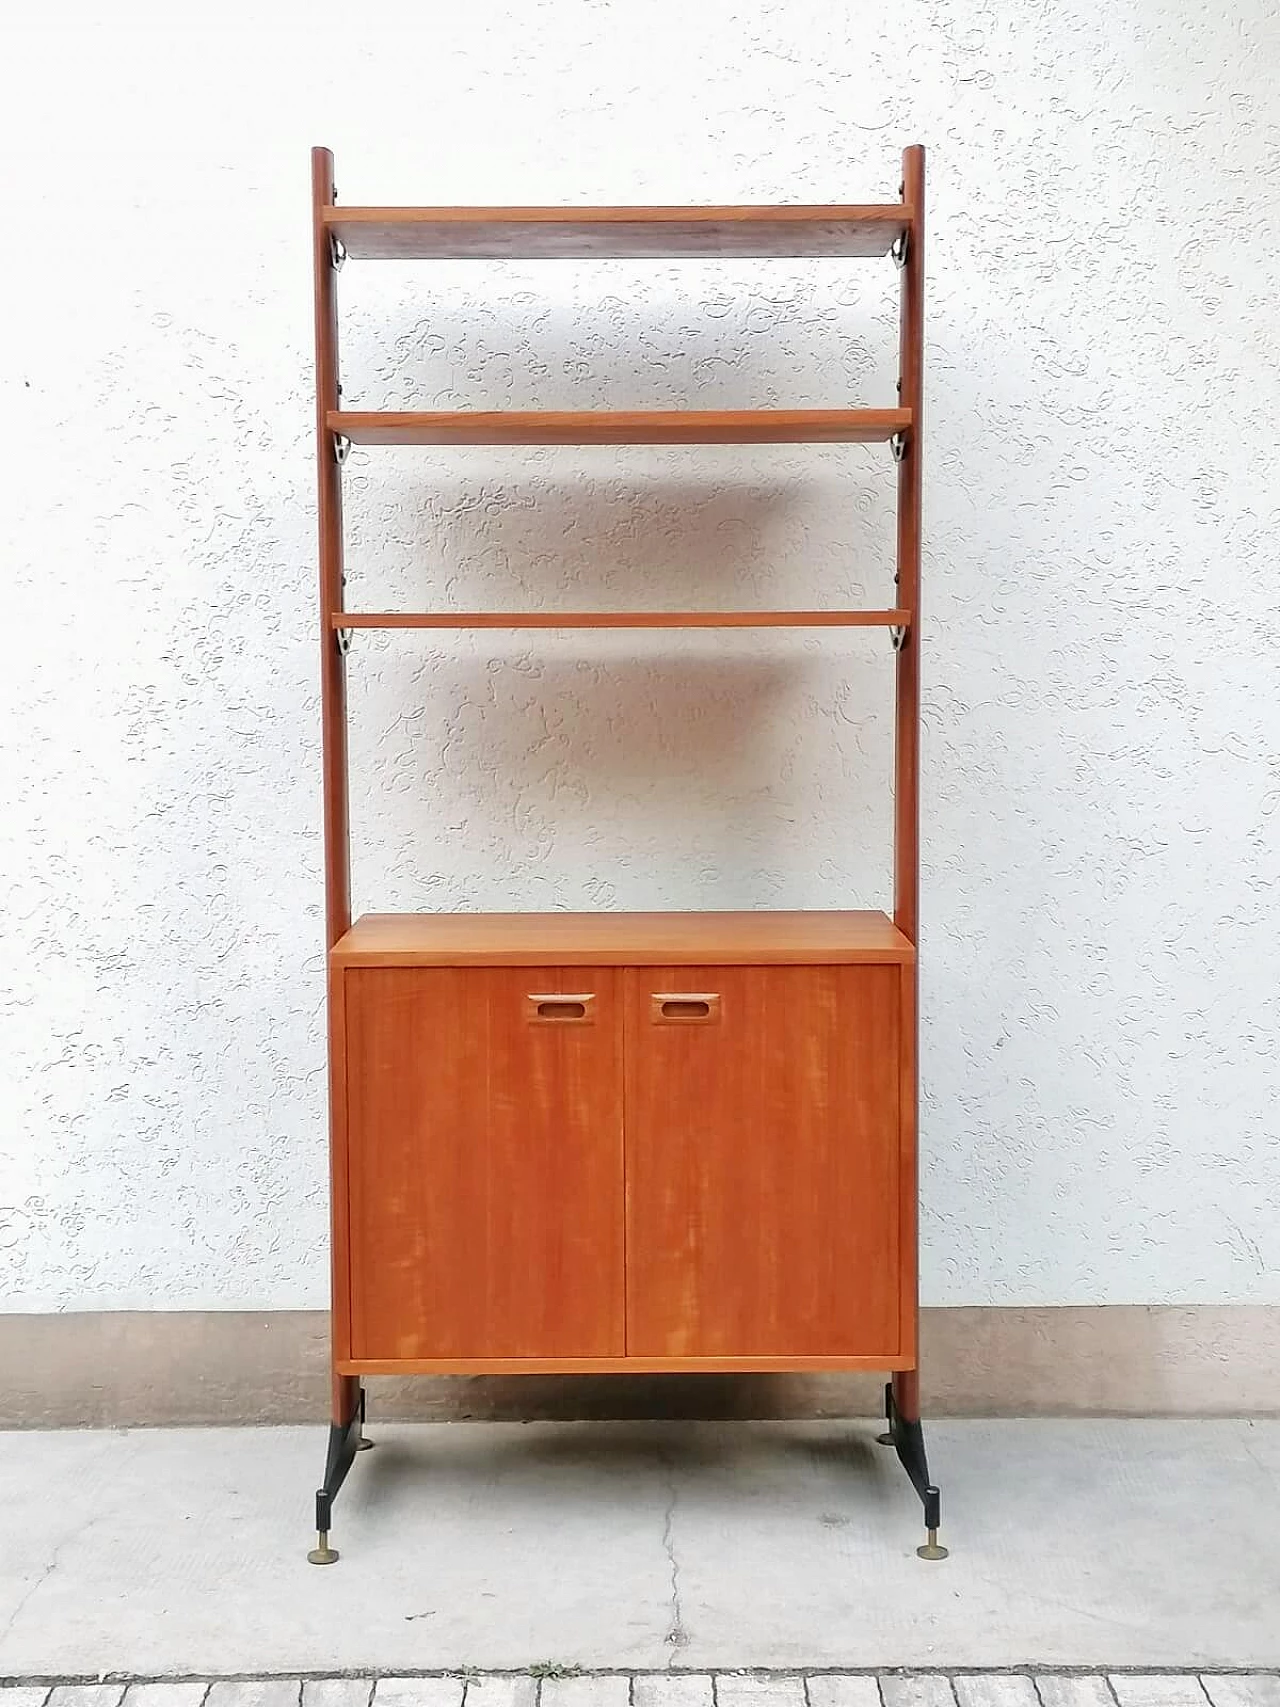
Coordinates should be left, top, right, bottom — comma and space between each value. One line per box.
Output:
333, 910, 915, 966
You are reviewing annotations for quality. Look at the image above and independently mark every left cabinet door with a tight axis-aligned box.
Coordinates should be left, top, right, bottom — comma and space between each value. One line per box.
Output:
340, 966, 625, 1361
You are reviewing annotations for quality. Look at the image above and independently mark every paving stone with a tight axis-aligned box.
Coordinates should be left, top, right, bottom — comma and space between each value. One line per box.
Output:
540, 1681, 630, 1707
303, 1687, 373, 1707
954, 1681, 1038, 1707
205, 1688, 299, 1707
1035, 1681, 1114, 1707
800, 1682, 878, 1707
634, 1680, 716, 1707
1202, 1683, 1280, 1707
1110, 1683, 1210, 1707
715, 1679, 808, 1707
373, 1685, 464, 1707
47, 1691, 126, 1707
880, 1681, 957, 1707
462, 1684, 538, 1707
807, 1681, 882, 1707
124, 1688, 210, 1707
0, 1692, 51, 1707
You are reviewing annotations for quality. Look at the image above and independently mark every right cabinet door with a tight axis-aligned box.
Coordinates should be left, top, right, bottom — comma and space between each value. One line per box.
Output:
624, 963, 904, 1359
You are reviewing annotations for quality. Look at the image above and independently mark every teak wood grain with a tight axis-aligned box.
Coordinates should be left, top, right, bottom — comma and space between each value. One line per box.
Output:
331, 911, 915, 967
624, 964, 903, 1359
343, 967, 625, 1361
323, 204, 914, 261
329, 408, 910, 447
330, 610, 910, 630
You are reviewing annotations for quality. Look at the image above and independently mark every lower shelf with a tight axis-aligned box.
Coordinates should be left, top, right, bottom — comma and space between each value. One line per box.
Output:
339, 1354, 917, 1376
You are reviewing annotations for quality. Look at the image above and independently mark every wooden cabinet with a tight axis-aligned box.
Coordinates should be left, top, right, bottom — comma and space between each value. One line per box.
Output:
331, 914, 915, 1375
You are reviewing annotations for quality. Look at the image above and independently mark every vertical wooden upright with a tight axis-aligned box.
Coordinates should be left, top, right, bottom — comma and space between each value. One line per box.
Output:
894, 144, 924, 946
311, 146, 358, 1431
312, 146, 350, 951
893, 144, 925, 1425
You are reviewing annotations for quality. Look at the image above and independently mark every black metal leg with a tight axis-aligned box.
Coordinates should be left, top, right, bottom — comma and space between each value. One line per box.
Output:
308, 1386, 367, 1564
882, 1381, 948, 1560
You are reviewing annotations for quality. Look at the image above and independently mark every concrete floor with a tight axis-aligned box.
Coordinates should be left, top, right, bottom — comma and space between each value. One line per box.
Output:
1, 1420, 1278, 1676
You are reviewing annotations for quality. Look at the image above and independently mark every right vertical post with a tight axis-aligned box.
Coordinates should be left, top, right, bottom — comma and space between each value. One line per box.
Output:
894, 144, 924, 947
894, 144, 925, 1424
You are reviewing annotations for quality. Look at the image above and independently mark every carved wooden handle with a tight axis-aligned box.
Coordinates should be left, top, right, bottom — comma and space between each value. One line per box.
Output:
526, 994, 595, 1023
650, 993, 721, 1023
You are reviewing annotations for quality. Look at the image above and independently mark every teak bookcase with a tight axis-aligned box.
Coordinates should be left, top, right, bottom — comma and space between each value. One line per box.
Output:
309, 145, 943, 1564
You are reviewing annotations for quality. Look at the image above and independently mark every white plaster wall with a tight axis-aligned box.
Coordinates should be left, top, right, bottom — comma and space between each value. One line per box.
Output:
2, 0, 1278, 1311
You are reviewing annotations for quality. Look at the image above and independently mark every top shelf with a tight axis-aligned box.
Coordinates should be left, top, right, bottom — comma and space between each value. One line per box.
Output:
322, 204, 913, 262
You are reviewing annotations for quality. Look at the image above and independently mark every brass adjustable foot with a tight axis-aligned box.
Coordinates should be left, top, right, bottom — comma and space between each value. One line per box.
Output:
881, 1383, 948, 1560
357, 1436, 375, 1451
876, 1431, 894, 1446
312, 1389, 367, 1564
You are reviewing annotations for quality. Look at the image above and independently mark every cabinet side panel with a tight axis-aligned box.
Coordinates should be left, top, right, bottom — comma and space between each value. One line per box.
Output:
345, 966, 625, 1359
328, 965, 352, 1366
625, 964, 901, 1358
897, 960, 918, 1366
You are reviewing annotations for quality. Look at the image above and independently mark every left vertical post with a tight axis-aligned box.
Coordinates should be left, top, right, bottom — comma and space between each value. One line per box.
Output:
312, 146, 351, 952
311, 147, 359, 1436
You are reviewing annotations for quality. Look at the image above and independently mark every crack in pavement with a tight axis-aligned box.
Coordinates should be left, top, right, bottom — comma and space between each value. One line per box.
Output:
0, 1551, 64, 1649
0, 1441, 122, 1654
661, 1453, 688, 1666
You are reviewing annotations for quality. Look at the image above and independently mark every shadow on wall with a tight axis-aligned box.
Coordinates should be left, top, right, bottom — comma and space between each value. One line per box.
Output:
329, 244, 900, 915
343, 464, 894, 614
346, 641, 895, 915
335, 260, 896, 418
340, 451, 898, 916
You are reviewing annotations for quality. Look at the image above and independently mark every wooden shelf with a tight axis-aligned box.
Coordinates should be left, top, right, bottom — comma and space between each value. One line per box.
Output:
330, 408, 910, 446
323, 204, 913, 262
332, 910, 916, 967
330, 610, 909, 631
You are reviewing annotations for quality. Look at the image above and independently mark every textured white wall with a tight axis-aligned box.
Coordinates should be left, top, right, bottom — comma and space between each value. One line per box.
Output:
2, 0, 1278, 1312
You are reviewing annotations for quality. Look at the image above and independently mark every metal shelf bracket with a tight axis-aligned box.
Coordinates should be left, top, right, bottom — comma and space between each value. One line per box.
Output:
329, 234, 347, 272
336, 627, 353, 656
890, 231, 909, 267
889, 431, 907, 464
333, 434, 351, 467
890, 624, 908, 653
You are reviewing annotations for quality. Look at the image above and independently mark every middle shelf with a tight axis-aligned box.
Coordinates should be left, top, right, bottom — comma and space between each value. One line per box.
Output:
329, 408, 911, 446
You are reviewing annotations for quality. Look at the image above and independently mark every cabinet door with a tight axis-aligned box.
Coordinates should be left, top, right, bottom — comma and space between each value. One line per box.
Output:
624, 964, 902, 1358
343, 967, 624, 1360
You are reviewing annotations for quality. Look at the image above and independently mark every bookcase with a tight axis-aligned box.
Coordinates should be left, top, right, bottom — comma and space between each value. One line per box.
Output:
308, 145, 943, 1564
